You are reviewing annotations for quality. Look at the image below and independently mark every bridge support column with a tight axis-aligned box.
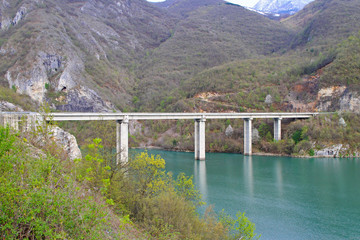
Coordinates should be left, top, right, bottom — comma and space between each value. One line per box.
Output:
194, 117, 206, 160
274, 118, 282, 141
244, 118, 252, 156
116, 116, 129, 164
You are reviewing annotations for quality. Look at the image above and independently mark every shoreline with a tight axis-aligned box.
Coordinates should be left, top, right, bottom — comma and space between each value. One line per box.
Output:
130, 146, 355, 158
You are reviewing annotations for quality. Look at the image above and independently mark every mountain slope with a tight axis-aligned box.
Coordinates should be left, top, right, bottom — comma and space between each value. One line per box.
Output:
0, 0, 175, 111
285, 0, 360, 47
134, 2, 295, 110
154, 0, 223, 17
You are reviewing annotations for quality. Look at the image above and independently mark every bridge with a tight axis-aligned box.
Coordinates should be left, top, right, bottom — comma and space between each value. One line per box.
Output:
0, 112, 317, 163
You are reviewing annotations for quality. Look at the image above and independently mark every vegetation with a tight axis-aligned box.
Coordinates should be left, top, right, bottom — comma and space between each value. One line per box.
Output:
0, 86, 37, 111
1, 119, 259, 239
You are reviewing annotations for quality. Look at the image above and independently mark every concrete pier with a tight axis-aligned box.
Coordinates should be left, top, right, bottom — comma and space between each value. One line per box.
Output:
194, 118, 206, 160
116, 116, 129, 164
274, 118, 282, 141
244, 118, 252, 156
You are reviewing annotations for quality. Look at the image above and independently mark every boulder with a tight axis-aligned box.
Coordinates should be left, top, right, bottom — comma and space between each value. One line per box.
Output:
225, 125, 234, 137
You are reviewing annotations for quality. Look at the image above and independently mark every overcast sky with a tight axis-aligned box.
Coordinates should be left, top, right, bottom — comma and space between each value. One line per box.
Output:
146, 0, 259, 8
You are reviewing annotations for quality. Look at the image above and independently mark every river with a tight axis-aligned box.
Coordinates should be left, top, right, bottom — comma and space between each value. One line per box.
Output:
132, 149, 360, 240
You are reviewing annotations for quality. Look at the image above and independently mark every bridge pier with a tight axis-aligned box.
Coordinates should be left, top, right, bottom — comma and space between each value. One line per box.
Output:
194, 118, 206, 160
274, 118, 282, 141
244, 118, 252, 155
116, 116, 129, 164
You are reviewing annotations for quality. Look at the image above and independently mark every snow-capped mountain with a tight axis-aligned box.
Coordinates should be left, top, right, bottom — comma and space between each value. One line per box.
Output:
254, 0, 314, 14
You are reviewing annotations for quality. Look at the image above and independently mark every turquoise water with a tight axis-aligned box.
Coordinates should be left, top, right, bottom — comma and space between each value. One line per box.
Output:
131, 149, 360, 240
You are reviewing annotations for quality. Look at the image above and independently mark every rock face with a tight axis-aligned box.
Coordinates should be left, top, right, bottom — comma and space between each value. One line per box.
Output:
316, 86, 360, 113
314, 144, 359, 158
315, 144, 343, 157
51, 126, 82, 161
56, 86, 116, 112
0, 101, 24, 112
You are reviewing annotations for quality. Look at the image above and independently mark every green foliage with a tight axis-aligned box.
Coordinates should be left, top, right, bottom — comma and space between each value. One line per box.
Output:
0, 86, 36, 111
309, 148, 315, 156
292, 126, 308, 145
0, 126, 128, 239
0, 126, 16, 158
219, 210, 260, 240
259, 123, 272, 139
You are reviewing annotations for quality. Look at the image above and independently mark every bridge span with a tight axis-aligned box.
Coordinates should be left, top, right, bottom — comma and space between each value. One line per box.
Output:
0, 112, 318, 162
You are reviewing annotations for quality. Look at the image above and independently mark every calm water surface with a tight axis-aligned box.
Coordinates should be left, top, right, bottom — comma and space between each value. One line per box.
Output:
132, 149, 360, 240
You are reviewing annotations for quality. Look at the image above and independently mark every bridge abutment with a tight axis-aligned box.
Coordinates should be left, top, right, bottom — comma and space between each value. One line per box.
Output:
116, 116, 129, 164
194, 118, 206, 160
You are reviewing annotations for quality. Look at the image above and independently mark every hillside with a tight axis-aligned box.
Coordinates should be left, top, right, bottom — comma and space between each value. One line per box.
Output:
0, 0, 360, 115
146, 0, 360, 114
0, 0, 176, 111
154, 0, 223, 17
285, 0, 360, 47
133, 2, 296, 110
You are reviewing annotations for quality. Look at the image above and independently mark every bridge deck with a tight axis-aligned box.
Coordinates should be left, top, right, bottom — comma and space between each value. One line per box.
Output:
47, 112, 318, 121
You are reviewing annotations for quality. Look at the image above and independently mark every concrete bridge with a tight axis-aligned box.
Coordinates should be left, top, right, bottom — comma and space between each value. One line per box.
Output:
0, 112, 317, 163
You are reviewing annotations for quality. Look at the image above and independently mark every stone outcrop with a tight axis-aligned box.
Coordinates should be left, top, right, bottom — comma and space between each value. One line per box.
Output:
225, 125, 233, 137
1, 6, 27, 30
0, 101, 23, 112
316, 86, 360, 113
265, 94, 273, 105
56, 86, 116, 112
314, 144, 360, 158
51, 126, 82, 161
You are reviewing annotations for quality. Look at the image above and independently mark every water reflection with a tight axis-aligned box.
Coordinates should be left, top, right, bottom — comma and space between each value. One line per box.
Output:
194, 160, 207, 202
276, 160, 283, 197
243, 155, 254, 197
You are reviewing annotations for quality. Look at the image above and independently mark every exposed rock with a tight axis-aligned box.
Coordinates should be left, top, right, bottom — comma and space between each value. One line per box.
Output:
0, 101, 24, 112
314, 144, 343, 157
339, 117, 347, 127
56, 86, 115, 112
6, 65, 49, 103
51, 126, 82, 161
265, 94, 273, 105
316, 86, 360, 113
339, 90, 360, 113
12, 6, 27, 26
39, 51, 63, 77
225, 125, 233, 137
1, 6, 27, 30
252, 128, 260, 142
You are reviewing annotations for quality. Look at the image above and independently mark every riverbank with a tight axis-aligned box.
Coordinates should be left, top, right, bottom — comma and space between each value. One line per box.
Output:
131, 144, 360, 159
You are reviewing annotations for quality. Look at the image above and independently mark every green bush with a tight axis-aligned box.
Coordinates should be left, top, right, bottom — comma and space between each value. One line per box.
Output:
0, 126, 127, 239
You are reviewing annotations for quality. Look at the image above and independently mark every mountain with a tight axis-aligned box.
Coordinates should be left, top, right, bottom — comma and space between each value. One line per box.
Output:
254, 0, 315, 14
0, 0, 175, 111
1, 0, 360, 115
134, 2, 295, 110
285, 0, 360, 47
